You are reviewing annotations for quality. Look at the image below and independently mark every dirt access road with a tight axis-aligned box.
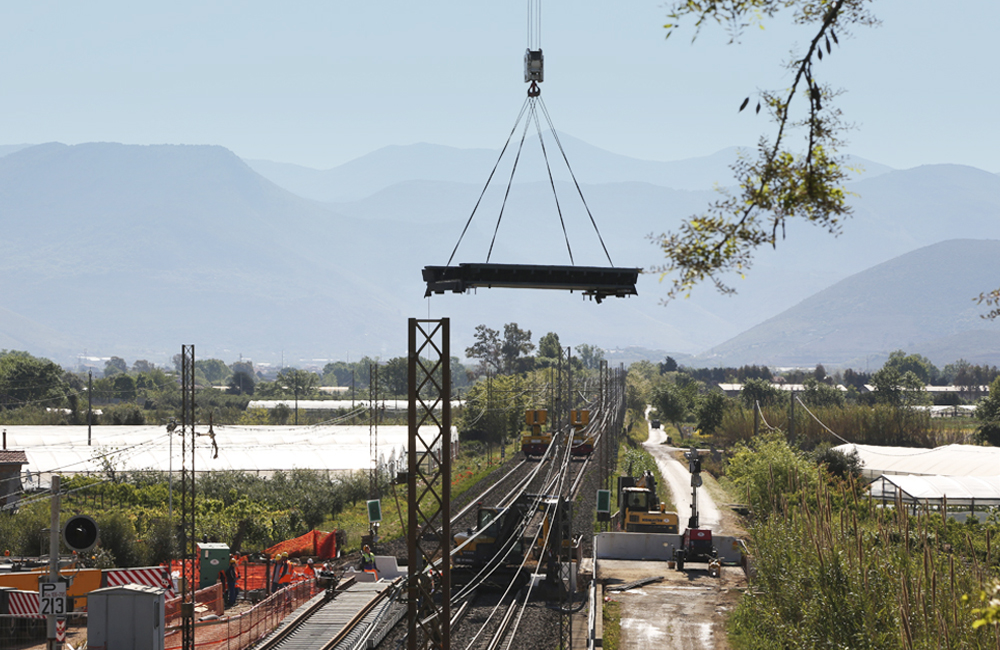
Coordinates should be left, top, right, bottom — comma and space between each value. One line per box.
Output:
643, 420, 724, 533
603, 411, 745, 650
602, 562, 744, 650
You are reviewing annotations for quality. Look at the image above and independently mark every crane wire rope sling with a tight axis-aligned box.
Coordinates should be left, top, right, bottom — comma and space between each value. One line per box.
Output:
445, 1, 614, 269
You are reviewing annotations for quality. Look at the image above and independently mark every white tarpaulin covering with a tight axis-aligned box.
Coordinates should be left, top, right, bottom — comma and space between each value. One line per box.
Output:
2, 424, 456, 485
869, 474, 1000, 507
247, 399, 464, 411
833, 443, 1000, 478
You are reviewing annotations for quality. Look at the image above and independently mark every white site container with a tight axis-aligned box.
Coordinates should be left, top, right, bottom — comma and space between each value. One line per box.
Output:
87, 584, 165, 650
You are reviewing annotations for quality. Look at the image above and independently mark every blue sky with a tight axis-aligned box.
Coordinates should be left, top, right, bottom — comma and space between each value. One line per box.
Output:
1, 1, 996, 172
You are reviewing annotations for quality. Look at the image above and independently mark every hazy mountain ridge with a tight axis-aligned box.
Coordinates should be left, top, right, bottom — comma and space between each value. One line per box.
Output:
0, 139, 998, 367
0, 142, 406, 362
698, 240, 1000, 367
246, 135, 895, 203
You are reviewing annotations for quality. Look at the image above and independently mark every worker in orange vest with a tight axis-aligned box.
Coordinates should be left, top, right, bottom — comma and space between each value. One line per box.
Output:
277, 552, 293, 589
360, 545, 376, 572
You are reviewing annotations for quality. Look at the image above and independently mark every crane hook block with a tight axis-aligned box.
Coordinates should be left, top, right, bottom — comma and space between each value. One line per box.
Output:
524, 48, 543, 83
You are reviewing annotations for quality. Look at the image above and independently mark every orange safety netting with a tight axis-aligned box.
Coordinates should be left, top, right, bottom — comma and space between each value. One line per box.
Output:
165, 584, 224, 627
264, 530, 338, 559
168, 560, 316, 596
163, 580, 320, 650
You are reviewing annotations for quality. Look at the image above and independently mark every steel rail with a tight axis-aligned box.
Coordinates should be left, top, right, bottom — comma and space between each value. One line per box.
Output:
450, 459, 528, 523
320, 581, 398, 650
484, 599, 519, 650
255, 590, 333, 650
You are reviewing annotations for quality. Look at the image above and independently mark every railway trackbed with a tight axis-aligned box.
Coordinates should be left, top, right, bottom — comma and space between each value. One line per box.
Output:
255, 580, 402, 650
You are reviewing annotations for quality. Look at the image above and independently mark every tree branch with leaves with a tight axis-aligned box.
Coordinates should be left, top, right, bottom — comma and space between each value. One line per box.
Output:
654, 0, 878, 299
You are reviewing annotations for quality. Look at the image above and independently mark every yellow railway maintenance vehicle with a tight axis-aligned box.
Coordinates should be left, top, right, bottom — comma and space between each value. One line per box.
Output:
617, 471, 679, 533
521, 409, 551, 457
453, 501, 529, 569
569, 409, 594, 457
532, 496, 576, 560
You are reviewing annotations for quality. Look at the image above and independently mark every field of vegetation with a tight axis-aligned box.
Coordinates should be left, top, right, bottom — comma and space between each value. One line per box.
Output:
724, 433, 1000, 648
5, 336, 1000, 642
0, 438, 513, 567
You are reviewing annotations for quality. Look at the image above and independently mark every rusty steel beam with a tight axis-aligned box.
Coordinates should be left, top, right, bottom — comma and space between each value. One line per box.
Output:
407, 318, 451, 650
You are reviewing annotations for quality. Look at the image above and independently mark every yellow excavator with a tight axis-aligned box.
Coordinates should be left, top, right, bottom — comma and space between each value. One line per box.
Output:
617, 471, 679, 533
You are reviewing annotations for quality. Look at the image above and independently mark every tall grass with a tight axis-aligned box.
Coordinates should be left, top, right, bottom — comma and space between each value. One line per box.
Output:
717, 404, 952, 450
729, 469, 1000, 649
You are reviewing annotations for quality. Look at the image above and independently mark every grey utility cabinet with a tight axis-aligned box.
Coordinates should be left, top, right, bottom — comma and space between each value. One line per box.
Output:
87, 584, 166, 650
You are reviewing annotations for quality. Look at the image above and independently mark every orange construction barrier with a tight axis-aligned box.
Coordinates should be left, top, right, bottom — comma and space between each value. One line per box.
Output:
264, 530, 338, 559
163, 580, 320, 650
0, 568, 104, 610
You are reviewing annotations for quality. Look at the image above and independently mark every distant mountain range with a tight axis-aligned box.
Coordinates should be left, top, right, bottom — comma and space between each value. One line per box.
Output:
245, 134, 894, 203
697, 239, 1000, 368
1, 138, 998, 369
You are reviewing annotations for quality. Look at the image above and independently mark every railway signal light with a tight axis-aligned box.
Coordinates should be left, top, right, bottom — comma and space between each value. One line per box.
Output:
63, 515, 99, 553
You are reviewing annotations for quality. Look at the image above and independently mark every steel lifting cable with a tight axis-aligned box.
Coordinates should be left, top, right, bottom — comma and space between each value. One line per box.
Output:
532, 103, 574, 264
527, 0, 541, 51
538, 97, 615, 266
446, 96, 531, 266
486, 101, 535, 263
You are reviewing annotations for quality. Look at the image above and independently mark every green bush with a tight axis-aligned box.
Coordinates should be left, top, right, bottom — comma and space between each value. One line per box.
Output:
729, 474, 998, 648
103, 403, 147, 425
94, 510, 142, 567
725, 432, 817, 518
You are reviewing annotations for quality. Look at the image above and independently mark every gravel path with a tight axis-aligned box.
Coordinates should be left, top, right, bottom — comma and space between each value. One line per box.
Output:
643, 416, 724, 534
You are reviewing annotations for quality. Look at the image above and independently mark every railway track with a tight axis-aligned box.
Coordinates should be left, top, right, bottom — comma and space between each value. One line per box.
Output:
451, 387, 628, 650
256, 580, 401, 650
256, 381, 623, 650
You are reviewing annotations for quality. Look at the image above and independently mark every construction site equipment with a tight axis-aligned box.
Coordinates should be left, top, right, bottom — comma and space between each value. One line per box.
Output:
453, 494, 574, 571
521, 409, 551, 457
674, 448, 718, 569
674, 529, 717, 570
87, 584, 166, 650
616, 472, 679, 533
422, 1, 639, 303
453, 499, 531, 569
196, 543, 230, 590
532, 496, 575, 561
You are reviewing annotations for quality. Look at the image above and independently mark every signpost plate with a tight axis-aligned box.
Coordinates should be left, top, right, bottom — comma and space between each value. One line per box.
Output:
39, 580, 67, 616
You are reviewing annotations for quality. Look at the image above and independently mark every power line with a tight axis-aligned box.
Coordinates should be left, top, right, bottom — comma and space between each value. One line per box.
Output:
794, 396, 852, 445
